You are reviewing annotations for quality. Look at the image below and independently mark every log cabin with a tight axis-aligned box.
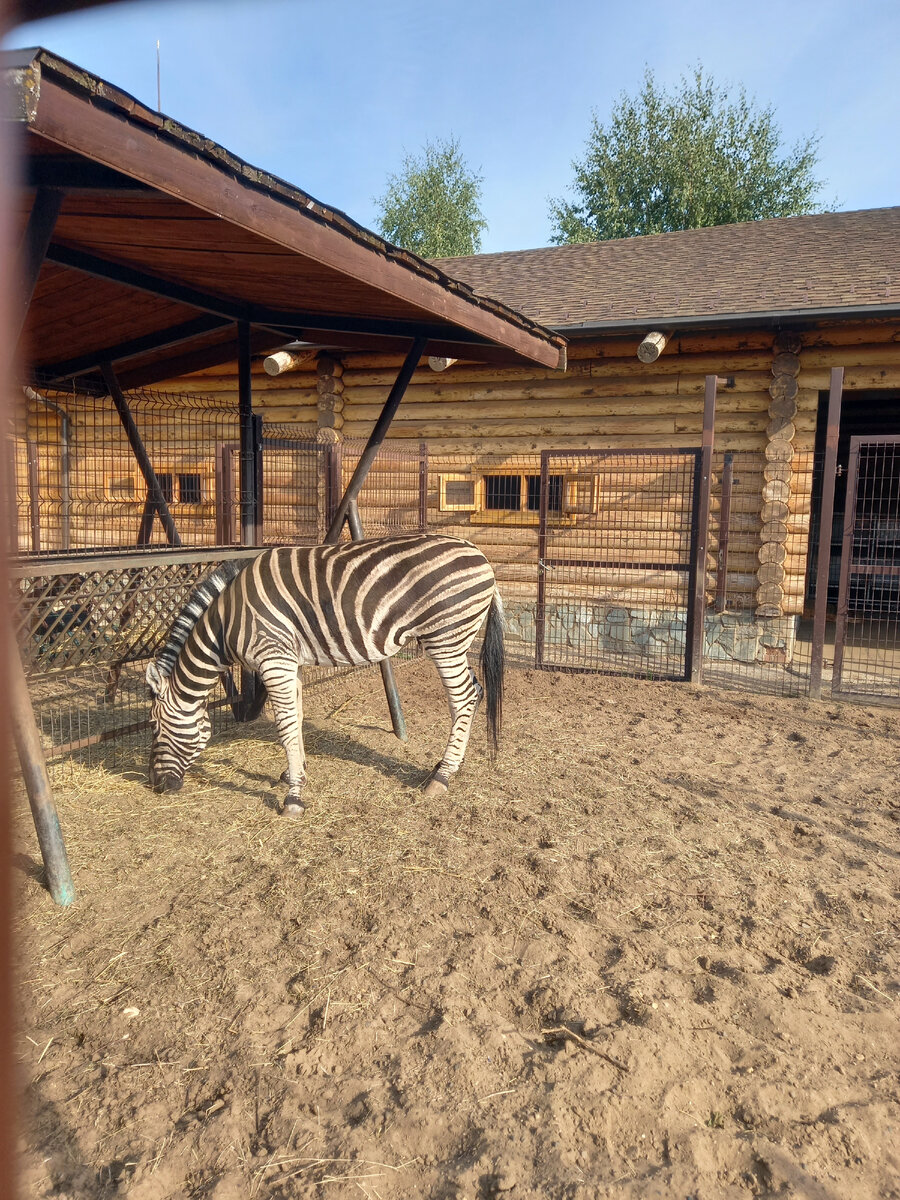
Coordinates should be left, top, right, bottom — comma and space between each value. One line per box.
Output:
161, 207, 900, 680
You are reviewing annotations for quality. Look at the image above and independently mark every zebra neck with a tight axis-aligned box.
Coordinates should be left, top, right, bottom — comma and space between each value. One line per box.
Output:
169, 622, 224, 703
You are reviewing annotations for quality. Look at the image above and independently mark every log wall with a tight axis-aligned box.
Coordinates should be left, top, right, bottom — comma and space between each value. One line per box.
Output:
161, 319, 900, 620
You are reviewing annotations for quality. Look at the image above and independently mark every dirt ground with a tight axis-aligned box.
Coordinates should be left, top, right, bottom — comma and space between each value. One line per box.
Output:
13, 661, 900, 1199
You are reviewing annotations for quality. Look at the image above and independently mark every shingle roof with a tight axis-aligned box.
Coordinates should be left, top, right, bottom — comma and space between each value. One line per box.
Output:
436, 208, 900, 331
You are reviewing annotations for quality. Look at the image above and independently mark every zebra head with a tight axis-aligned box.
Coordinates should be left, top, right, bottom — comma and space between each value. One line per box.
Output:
145, 660, 211, 792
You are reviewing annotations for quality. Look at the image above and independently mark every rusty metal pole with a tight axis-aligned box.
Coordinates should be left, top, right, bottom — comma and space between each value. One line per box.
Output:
8, 639, 75, 906
809, 367, 844, 699
346, 500, 408, 742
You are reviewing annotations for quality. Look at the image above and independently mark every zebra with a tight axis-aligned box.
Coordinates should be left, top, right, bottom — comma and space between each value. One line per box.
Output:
146, 533, 505, 816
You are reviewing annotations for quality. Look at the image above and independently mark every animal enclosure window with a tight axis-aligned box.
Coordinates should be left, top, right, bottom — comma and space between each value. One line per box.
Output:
484, 474, 521, 510
178, 473, 202, 504
526, 474, 562, 513
156, 473, 174, 504
439, 474, 477, 511
107, 474, 137, 500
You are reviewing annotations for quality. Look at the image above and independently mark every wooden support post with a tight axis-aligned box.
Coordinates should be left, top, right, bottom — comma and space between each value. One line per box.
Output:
686, 375, 717, 682
715, 452, 734, 613
9, 638, 75, 906
17, 187, 64, 342
324, 337, 427, 543
809, 367, 844, 700
100, 361, 182, 547
346, 500, 408, 742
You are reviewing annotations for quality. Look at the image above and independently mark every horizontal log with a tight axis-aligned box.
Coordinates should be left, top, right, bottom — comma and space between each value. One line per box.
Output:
758, 561, 786, 586
342, 372, 776, 407
766, 418, 796, 441
762, 479, 791, 503
797, 343, 900, 368
771, 352, 801, 378
759, 541, 786, 566
799, 365, 900, 391
761, 499, 790, 523
773, 332, 804, 356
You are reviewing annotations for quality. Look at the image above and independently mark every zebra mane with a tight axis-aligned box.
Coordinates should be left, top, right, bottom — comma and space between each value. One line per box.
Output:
156, 560, 244, 677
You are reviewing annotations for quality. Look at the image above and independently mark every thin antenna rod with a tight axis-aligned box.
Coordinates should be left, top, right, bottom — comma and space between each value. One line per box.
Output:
156, 40, 161, 112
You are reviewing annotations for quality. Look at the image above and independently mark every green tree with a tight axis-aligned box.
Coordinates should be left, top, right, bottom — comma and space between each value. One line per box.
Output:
375, 136, 488, 258
550, 68, 827, 244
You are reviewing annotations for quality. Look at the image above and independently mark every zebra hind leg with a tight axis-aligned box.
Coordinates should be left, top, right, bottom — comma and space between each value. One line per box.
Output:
422, 650, 483, 799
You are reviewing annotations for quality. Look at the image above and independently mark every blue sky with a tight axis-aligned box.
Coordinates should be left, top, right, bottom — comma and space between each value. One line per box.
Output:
7, 0, 900, 253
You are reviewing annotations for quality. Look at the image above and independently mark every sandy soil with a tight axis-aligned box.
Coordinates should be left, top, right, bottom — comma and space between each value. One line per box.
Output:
13, 661, 900, 1199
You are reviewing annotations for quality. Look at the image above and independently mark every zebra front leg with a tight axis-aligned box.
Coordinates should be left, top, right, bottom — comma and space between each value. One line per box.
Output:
422, 650, 483, 798
259, 662, 306, 817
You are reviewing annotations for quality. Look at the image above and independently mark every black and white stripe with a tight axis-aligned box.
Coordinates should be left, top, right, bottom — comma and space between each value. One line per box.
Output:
146, 534, 504, 813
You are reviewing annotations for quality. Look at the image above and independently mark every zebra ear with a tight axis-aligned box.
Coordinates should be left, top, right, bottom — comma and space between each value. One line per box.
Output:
145, 660, 169, 698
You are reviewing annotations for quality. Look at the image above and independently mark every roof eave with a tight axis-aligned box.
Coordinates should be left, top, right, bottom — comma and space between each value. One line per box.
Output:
555, 303, 900, 337
6, 47, 565, 371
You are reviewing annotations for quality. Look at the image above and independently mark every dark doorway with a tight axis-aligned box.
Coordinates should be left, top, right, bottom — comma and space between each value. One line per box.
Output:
806, 389, 900, 611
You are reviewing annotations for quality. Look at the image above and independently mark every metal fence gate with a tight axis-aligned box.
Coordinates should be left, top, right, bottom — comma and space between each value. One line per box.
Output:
534, 449, 701, 680
832, 435, 900, 700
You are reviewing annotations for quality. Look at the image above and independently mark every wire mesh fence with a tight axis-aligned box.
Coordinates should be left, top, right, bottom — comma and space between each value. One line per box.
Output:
420, 448, 701, 678
699, 450, 817, 697
11, 379, 900, 775
832, 436, 900, 700
10, 385, 242, 556
10, 385, 429, 768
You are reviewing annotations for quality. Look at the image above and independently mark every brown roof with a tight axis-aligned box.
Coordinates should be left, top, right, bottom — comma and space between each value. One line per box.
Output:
437, 208, 900, 331
6, 48, 564, 389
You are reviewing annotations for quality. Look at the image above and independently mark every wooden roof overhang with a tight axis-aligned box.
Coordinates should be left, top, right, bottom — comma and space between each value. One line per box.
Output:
6, 48, 566, 392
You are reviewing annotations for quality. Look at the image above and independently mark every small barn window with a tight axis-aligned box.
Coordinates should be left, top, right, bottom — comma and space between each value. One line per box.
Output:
563, 473, 597, 514
178, 473, 202, 504
157, 473, 174, 504
526, 474, 562, 513
107, 474, 137, 500
439, 474, 476, 511
484, 474, 521, 510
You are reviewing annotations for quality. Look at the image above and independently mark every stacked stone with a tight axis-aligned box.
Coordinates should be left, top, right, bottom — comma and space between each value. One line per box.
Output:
757, 332, 802, 617
316, 353, 344, 442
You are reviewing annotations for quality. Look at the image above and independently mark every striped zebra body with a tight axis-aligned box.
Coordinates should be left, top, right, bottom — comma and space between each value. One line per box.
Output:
146, 534, 504, 813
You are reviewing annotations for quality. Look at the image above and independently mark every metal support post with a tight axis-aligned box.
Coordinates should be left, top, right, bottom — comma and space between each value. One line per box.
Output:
100, 361, 182, 546
809, 367, 844, 699
237, 320, 262, 547
324, 336, 426, 543
346, 500, 408, 741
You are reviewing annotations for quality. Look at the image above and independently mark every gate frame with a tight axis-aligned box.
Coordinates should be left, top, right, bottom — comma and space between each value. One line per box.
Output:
535, 446, 704, 681
832, 432, 900, 698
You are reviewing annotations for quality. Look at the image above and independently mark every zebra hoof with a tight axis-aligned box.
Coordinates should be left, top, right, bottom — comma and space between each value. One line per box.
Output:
282, 800, 306, 819
422, 765, 450, 799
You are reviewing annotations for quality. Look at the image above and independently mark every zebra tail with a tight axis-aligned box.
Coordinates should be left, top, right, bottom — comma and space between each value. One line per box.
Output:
479, 589, 505, 758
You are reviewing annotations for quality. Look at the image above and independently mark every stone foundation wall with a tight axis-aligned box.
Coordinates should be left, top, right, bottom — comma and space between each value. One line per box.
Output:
504, 601, 798, 666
